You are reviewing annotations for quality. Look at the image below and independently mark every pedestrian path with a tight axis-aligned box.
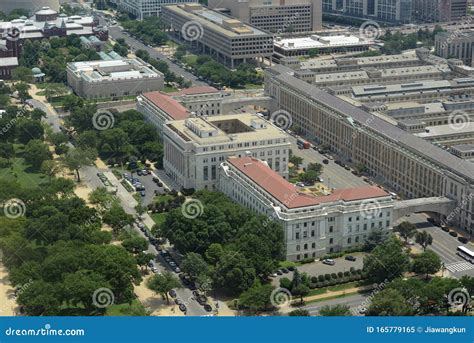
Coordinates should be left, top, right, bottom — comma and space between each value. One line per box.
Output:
446, 261, 474, 273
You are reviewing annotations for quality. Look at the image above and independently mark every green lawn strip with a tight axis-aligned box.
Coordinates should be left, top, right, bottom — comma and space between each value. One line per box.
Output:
306, 281, 361, 297
304, 290, 361, 305
150, 212, 166, 226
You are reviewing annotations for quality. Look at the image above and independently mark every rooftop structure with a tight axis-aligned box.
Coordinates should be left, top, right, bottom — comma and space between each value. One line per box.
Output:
66, 58, 164, 99
137, 86, 224, 134
273, 34, 374, 59
112, 0, 195, 20
162, 3, 273, 68
162, 113, 290, 190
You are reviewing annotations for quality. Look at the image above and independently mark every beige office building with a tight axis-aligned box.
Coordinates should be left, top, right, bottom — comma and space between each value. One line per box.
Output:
220, 156, 394, 261
265, 64, 474, 235
162, 3, 273, 68
208, 0, 322, 33
162, 113, 290, 190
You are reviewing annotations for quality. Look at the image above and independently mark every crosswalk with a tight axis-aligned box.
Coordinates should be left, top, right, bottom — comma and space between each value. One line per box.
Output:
446, 261, 474, 273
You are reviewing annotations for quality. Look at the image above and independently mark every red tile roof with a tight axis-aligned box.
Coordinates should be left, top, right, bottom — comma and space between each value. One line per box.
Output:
170, 86, 219, 96
227, 157, 389, 209
142, 91, 189, 120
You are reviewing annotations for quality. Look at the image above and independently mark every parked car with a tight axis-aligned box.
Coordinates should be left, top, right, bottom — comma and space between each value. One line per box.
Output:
276, 270, 283, 275
322, 159, 329, 165
281, 268, 289, 274
449, 231, 458, 237
140, 191, 146, 197
169, 289, 177, 298
322, 259, 335, 265
458, 236, 469, 244
179, 304, 187, 312
203, 304, 212, 312
345, 255, 356, 261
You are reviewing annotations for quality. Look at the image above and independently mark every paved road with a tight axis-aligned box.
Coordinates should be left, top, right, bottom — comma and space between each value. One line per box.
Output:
303, 293, 369, 316
402, 213, 474, 278
96, 10, 207, 87
288, 136, 368, 190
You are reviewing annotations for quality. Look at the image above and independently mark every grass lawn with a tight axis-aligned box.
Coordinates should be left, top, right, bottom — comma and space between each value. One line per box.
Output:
243, 83, 264, 89
278, 261, 297, 269
304, 290, 360, 305
106, 299, 148, 316
0, 157, 46, 188
150, 212, 166, 226
306, 281, 361, 297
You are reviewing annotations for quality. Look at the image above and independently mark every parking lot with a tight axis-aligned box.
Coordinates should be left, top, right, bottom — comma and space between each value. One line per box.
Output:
272, 253, 365, 285
288, 136, 369, 190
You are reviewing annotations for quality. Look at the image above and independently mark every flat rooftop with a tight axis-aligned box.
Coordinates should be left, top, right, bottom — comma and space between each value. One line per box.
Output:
164, 4, 267, 37
68, 58, 161, 82
274, 34, 372, 51
416, 122, 474, 138
165, 113, 288, 145
268, 63, 474, 182
227, 156, 389, 209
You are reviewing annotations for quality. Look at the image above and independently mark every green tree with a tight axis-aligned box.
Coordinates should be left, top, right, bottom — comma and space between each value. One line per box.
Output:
17, 119, 44, 144
147, 271, 181, 305
289, 154, 303, 169
367, 288, 413, 316
412, 250, 441, 279
415, 231, 433, 251
238, 281, 274, 313
24, 139, 52, 170
181, 252, 209, 281
363, 228, 385, 251
395, 221, 416, 242
17, 280, 60, 316
122, 236, 148, 254
363, 237, 409, 283
136, 252, 155, 272
12, 67, 33, 83
319, 304, 351, 316
300, 170, 319, 184
63, 148, 96, 182
288, 308, 310, 316
41, 160, 59, 184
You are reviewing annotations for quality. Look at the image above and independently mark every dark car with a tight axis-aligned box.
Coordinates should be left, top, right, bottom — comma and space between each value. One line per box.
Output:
203, 304, 213, 312
345, 255, 357, 262
449, 231, 458, 237
169, 290, 177, 298
281, 268, 289, 274
287, 266, 295, 271
344, 165, 351, 171
179, 304, 187, 312
322, 159, 329, 165
276, 270, 283, 275
140, 191, 146, 197
153, 177, 160, 183
458, 236, 469, 244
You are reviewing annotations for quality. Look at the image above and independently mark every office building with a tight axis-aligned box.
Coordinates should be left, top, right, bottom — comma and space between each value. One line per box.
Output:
435, 31, 474, 66
115, 0, 195, 19
273, 33, 373, 59
137, 86, 223, 133
67, 58, 164, 99
265, 64, 474, 235
208, 0, 322, 33
162, 3, 273, 68
219, 156, 394, 261
0, 57, 18, 80
413, 0, 468, 22
162, 113, 290, 190
322, 0, 413, 24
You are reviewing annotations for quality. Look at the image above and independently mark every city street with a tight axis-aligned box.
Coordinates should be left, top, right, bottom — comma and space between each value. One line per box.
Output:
303, 293, 369, 316
400, 213, 474, 278
288, 136, 368, 190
